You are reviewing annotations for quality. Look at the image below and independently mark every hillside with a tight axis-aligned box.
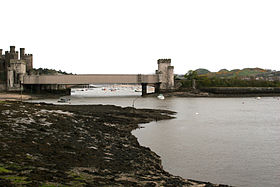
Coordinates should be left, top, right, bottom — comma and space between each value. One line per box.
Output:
194, 68, 275, 79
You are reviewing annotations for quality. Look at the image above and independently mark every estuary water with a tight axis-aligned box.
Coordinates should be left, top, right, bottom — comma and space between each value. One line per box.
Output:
33, 90, 280, 187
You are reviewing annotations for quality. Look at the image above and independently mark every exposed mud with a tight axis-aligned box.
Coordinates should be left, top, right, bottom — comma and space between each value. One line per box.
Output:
0, 101, 230, 186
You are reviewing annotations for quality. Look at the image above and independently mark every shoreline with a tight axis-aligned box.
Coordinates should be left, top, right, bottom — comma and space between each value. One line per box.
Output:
0, 100, 231, 186
149, 88, 280, 98
1, 88, 280, 102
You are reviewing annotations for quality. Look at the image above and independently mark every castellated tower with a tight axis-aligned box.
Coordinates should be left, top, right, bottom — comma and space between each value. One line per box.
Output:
8, 46, 19, 60
20, 48, 33, 72
0, 46, 33, 91
156, 59, 174, 90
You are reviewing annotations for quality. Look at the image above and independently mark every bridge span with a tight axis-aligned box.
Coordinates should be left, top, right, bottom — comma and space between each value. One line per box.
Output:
22, 59, 174, 96
23, 74, 160, 85
23, 74, 161, 95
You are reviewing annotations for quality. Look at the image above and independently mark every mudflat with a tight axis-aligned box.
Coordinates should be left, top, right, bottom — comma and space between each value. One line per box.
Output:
0, 101, 229, 186
0, 93, 32, 101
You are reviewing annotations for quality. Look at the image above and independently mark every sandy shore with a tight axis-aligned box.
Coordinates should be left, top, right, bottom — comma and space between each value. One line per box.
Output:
0, 92, 32, 101
0, 92, 67, 102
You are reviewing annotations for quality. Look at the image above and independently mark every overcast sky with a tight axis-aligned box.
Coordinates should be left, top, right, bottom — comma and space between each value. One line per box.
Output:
1, 0, 280, 74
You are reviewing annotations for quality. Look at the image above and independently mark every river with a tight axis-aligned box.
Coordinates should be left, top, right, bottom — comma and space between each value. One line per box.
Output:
32, 89, 280, 187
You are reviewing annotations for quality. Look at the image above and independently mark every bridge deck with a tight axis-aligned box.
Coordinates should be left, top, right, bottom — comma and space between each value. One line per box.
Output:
23, 74, 160, 85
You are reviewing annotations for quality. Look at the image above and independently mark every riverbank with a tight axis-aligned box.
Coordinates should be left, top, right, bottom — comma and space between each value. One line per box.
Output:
0, 101, 230, 186
0, 92, 66, 101
154, 87, 280, 97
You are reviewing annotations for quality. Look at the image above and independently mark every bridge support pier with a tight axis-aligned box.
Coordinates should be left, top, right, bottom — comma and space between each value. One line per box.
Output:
141, 83, 147, 96
154, 83, 161, 94
23, 84, 71, 95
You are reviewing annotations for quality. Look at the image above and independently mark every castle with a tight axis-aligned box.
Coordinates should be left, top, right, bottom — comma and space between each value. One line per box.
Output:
0, 46, 33, 91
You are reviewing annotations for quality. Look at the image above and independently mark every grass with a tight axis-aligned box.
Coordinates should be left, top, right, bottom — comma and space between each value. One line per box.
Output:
0, 176, 31, 185
40, 183, 69, 187
0, 166, 12, 173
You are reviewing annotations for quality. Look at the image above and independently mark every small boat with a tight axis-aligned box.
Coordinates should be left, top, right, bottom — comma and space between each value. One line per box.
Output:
109, 88, 117, 91
157, 94, 165, 100
57, 98, 71, 103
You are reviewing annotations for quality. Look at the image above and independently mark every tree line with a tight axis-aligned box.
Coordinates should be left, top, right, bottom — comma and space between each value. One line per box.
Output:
179, 70, 280, 88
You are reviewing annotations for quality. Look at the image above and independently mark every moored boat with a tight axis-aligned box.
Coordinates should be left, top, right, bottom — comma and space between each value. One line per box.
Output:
57, 98, 71, 103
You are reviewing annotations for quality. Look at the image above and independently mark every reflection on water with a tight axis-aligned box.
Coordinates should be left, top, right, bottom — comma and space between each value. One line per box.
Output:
133, 97, 280, 187
31, 94, 280, 187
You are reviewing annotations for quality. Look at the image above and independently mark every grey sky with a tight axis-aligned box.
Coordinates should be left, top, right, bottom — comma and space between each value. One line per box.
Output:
1, 0, 280, 74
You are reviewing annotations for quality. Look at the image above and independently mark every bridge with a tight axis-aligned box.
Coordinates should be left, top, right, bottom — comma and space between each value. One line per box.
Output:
22, 59, 174, 96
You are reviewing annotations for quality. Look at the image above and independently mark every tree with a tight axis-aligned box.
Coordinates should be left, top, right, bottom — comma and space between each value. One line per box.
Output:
184, 70, 198, 80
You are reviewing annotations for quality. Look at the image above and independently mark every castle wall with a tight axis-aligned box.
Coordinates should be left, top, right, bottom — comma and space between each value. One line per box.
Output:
0, 84, 6, 91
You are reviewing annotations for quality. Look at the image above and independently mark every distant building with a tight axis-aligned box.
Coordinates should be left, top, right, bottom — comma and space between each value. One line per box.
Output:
0, 46, 33, 91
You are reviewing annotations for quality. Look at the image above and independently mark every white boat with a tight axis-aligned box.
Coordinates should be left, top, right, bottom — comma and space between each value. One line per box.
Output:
157, 94, 165, 100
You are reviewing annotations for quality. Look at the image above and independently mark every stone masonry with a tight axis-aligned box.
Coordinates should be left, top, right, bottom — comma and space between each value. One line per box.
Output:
0, 46, 33, 91
156, 59, 174, 90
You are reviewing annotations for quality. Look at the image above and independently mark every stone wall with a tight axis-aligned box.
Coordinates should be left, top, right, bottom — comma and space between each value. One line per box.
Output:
157, 59, 174, 90
0, 84, 6, 91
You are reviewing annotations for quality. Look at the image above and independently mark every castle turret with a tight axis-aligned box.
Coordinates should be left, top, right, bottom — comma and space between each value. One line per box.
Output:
20, 48, 25, 60
8, 46, 18, 60
10, 46, 15, 53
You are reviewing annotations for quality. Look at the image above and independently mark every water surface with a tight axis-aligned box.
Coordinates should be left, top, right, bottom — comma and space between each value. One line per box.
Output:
32, 94, 280, 187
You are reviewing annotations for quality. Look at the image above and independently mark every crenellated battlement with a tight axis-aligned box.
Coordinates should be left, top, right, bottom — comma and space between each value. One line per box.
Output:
0, 46, 33, 91
157, 59, 171, 64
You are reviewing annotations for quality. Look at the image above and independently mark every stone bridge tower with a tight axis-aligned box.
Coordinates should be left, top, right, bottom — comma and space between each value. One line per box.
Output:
156, 59, 174, 90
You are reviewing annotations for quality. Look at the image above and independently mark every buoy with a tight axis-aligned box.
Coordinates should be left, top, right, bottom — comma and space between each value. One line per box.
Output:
157, 94, 165, 100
